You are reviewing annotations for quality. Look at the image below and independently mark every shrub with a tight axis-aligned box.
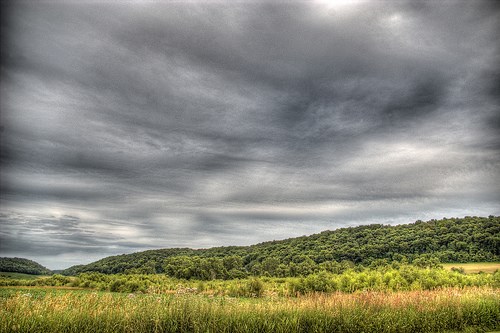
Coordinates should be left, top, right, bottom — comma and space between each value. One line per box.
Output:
247, 278, 264, 297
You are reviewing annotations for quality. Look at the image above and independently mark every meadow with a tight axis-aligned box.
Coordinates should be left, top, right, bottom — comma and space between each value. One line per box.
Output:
1, 286, 499, 333
1, 264, 499, 333
442, 263, 500, 274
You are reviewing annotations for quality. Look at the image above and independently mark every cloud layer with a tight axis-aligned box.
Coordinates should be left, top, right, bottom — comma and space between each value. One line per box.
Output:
1, 0, 499, 269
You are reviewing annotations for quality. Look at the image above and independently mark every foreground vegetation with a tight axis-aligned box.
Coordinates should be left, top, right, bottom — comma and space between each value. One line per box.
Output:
1, 286, 498, 333
1, 264, 499, 296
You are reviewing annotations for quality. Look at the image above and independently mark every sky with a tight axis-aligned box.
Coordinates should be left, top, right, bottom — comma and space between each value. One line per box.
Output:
1, 0, 499, 270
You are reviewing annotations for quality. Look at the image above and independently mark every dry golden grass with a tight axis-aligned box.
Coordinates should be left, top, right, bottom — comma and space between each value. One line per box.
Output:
1, 286, 499, 333
442, 262, 500, 274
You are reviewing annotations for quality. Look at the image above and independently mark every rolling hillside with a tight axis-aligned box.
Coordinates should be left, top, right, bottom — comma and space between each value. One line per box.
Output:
62, 216, 499, 278
0, 257, 52, 275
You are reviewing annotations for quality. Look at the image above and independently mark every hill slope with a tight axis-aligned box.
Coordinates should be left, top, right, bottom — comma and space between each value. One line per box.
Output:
0, 257, 52, 275
62, 216, 499, 277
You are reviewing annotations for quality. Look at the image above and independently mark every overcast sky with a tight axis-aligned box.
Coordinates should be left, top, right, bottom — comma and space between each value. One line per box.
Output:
1, 0, 499, 270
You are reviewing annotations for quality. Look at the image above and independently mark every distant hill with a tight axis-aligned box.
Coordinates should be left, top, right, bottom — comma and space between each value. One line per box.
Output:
0, 257, 52, 275
62, 216, 499, 278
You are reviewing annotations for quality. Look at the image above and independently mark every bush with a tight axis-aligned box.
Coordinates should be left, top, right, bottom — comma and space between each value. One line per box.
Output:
109, 279, 125, 292
304, 272, 334, 292
451, 267, 466, 274
247, 278, 264, 297
124, 280, 141, 293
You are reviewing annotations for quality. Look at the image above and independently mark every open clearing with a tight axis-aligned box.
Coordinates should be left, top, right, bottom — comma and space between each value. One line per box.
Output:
442, 262, 500, 274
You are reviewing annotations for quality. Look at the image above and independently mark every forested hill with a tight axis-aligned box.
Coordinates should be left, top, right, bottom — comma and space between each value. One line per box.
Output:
62, 216, 499, 277
0, 257, 52, 275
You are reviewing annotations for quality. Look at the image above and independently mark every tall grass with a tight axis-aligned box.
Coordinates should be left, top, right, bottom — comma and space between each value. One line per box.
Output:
1, 287, 498, 333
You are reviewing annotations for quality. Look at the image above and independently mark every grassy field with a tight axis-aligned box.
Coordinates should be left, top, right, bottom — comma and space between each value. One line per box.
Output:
442, 263, 500, 274
0, 264, 498, 332
1, 286, 499, 333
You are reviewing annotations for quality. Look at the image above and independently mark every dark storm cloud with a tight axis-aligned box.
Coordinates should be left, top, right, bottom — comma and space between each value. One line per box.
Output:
1, 0, 499, 269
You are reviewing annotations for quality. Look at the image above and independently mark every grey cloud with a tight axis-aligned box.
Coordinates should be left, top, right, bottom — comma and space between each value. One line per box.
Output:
0, 213, 154, 260
1, 0, 499, 269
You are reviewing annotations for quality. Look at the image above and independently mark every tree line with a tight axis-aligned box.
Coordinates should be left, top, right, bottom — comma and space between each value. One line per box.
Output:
0, 257, 52, 275
60, 216, 499, 278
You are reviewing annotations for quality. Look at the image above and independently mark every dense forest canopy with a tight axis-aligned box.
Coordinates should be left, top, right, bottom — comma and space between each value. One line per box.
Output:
61, 216, 499, 278
0, 257, 52, 275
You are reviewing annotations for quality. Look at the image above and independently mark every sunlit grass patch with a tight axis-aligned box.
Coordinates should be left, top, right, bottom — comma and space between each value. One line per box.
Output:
442, 263, 500, 274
